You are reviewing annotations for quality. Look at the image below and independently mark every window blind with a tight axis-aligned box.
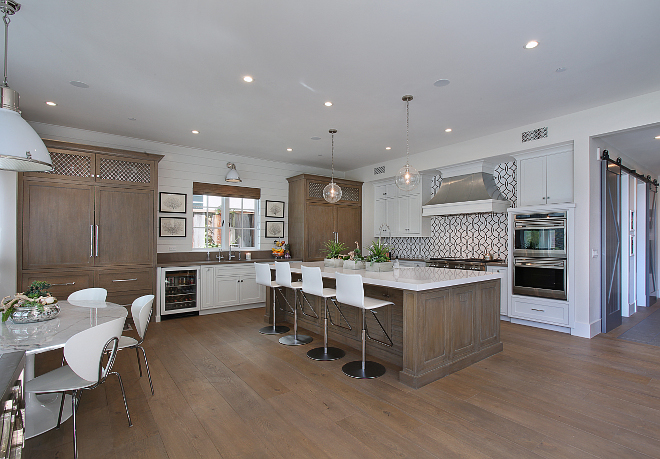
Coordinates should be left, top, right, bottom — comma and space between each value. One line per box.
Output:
192, 182, 261, 200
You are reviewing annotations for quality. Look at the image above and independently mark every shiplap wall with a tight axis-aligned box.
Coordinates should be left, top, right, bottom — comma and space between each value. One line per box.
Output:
29, 122, 338, 253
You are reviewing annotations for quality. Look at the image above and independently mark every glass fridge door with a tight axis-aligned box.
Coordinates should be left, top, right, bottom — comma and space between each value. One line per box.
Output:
163, 269, 198, 313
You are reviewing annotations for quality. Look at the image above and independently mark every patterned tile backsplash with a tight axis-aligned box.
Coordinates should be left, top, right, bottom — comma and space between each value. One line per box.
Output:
386, 161, 516, 261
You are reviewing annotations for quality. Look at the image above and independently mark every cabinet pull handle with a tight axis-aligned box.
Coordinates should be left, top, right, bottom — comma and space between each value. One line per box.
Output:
90, 225, 94, 258
51, 282, 76, 286
112, 278, 138, 282
531, 308, 545, 312
95, 225, 99, 257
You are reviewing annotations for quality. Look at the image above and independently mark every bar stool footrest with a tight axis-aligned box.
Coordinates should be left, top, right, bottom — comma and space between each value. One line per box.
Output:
279, 334, 313, 346
342, 360, 386, 379
307, 346, 345, 361
259, 325, 290, 335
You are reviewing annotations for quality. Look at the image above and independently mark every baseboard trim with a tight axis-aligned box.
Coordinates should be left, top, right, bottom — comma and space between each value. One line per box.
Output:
199, 302, 264, 315
571, 319, 601, 338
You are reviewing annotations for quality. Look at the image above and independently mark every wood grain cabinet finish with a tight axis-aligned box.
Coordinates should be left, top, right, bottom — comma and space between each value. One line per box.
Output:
287, 174, 362, 261
265, 276, 502, 388
18, 140, 163, 307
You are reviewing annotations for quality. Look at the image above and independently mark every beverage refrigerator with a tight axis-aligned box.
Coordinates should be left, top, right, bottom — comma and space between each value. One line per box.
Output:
157, 266, 200, 320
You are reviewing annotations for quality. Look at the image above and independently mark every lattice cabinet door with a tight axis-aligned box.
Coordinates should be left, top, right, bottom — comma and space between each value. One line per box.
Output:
24, 148, 96, 182
95, 154, 155, 188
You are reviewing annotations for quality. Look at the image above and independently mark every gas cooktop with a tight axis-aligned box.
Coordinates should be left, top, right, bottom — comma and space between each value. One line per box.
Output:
426, 257, 504, 271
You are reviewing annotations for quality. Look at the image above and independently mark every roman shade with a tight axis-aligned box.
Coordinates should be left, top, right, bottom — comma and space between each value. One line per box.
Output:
192, 182, 261, 200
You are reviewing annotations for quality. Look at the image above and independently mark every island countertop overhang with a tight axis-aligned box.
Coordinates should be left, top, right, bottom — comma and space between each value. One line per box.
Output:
283, 261, 502, 291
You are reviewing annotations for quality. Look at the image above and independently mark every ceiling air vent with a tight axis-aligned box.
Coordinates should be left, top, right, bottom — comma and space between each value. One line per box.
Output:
374, 166, 385, 175
522, 127, 548, 143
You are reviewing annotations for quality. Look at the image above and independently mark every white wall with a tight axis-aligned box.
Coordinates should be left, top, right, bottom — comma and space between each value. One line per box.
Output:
6, 123, 336, 259
0, 171, 17, 298
346, 89, 660, 338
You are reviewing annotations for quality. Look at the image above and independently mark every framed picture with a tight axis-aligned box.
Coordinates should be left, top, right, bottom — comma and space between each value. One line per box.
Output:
159, 217, 186, 237
159, 192, 187, 213
265, 200, 285, 218
265, 221, 284, 238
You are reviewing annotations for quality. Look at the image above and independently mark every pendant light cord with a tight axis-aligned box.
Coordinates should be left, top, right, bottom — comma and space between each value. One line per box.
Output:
405, 98, 410, 167
2, 10, 9, 87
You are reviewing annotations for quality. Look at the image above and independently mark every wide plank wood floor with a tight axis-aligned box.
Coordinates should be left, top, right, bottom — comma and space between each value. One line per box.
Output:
25, 301, 660, 459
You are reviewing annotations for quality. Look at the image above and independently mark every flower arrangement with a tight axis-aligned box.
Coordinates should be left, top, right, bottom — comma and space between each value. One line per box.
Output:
322, 240, 348, 259
366, 240, 391, 263
2, 281, 58, 322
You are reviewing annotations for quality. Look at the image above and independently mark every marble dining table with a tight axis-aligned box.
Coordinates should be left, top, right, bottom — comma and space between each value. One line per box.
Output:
0, 300, 127, 439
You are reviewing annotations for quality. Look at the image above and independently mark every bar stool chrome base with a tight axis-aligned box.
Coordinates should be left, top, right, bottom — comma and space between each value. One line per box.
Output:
342, 360, 386, 379
258, 325, 290, 335
279, 334, 313, 346
307, 346, 345, 361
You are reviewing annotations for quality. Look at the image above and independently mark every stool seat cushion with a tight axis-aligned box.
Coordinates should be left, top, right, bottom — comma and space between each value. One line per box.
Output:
362, 296, 394, 310
319, 288, 337, 298
290, 281, 303, 290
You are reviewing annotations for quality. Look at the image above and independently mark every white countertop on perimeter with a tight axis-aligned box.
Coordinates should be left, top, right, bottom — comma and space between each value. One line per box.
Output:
283, 261, 502, 292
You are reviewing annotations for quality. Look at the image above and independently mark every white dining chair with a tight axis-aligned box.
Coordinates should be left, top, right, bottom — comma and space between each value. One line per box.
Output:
67, 287, 107, 302
25, 316, 131, 459
117, 295, 155, 395
335, 272, 393, 379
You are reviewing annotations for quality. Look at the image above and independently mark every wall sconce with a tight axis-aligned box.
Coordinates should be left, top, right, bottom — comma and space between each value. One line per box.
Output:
225, 162, 241, 182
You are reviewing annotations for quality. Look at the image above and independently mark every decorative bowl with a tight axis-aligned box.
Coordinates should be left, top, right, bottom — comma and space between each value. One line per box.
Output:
10, 304, 60, 324
343, 260, 365, 270
365, 261, 394, 272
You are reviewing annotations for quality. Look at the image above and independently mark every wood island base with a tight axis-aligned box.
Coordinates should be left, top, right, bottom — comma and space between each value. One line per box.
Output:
265, 274, 502, 389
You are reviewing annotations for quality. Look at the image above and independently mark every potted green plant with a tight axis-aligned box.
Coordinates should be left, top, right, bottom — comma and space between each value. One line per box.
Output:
322, 239, 348, 267
343, 241, 366, 270
1, 281, 60, 323
365, 240, 393, 272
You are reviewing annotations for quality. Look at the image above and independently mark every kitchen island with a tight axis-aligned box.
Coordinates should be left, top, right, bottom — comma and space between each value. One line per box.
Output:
265, 261, 503, 388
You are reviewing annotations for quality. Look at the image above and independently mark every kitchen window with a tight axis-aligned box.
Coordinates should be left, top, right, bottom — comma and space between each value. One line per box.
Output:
191, 182, 261, 250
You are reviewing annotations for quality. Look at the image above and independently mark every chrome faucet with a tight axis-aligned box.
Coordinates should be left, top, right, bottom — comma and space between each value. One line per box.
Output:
216, 251, 225, 262
228, 243, 236, 261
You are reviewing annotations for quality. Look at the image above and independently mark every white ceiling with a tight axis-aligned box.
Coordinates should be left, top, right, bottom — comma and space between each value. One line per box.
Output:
7, 0, 660, 172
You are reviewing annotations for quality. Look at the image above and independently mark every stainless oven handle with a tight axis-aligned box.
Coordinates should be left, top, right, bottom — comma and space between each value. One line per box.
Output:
515, 260, 565, 268
515, 223, 565, 230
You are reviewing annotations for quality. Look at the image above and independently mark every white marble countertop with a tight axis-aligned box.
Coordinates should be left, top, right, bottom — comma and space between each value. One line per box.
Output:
0, 301, 127, 355
283, 261, 502, 292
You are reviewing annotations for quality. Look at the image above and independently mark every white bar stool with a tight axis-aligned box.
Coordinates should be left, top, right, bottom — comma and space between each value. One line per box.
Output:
335, 272, 393, 379
254, 263, 290, 335
301, 265, 347, 361
275, 261, 313, 346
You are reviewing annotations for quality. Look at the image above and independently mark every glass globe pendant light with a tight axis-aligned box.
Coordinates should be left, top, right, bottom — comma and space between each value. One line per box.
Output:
395, 95, 420, 191
0, 1, 52, 172
323, 129, 342, 203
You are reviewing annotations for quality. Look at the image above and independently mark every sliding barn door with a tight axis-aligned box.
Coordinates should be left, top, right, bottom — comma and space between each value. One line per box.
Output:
602, 161, 622, 332
647, 186, 657, 305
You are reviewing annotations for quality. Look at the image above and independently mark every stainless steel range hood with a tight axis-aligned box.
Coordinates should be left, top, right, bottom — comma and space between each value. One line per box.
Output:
422, 160, 511, 216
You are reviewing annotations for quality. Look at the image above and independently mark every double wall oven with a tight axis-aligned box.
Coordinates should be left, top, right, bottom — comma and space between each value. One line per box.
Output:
513, 212, 568, 300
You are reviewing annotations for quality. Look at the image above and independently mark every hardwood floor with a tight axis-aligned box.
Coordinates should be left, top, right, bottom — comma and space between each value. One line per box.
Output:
25, 302, 660, 459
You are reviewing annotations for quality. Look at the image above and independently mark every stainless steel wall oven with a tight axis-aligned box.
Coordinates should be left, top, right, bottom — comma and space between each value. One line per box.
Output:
513, 211, 568, 300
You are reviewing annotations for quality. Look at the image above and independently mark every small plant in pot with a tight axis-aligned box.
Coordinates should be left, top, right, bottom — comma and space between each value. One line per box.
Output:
343, 241, 366, 270
322, 240, 348, 267
365, 240, 394, 272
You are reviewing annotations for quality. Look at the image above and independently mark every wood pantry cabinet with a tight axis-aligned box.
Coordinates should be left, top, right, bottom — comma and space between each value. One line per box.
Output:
18, 140, 163, 306
287, 174, 362, 261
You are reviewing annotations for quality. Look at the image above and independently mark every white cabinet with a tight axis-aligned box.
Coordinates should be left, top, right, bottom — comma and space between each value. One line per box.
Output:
510, 296, 569, 326
200, 264, 265, 311
486, 265, 509, 316
373, 177, 432, 237
516, 144, 573, 207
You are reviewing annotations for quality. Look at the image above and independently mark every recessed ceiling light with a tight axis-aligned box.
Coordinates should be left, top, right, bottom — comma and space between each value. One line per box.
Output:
243, 76, 253, 83
287, 148, 292, 152
655, 135, 660, 139
524, 40, 539, 49
445, 128, 452, 133
433, 79, 450, 87
192, 130, 199, 134
128, 117, 136, 121
556, 67, 567, 73
70, 80, 89, 88
324, 101, 332, 107
385, 147, 391, 150
45, 101, 57, 106
311, 136, 322, 140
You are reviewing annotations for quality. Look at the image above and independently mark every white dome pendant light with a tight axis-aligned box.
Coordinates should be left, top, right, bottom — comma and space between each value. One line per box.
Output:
323, 129, 342, 203
394, 95, 420, 191
0, 1, 52, 172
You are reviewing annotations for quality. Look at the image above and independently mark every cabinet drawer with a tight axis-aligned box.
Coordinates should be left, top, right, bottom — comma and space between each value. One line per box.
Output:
96, 268, 154, 292
21, 271, 93, 300
511, 298, 568, 325
107, 290, 152, 308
